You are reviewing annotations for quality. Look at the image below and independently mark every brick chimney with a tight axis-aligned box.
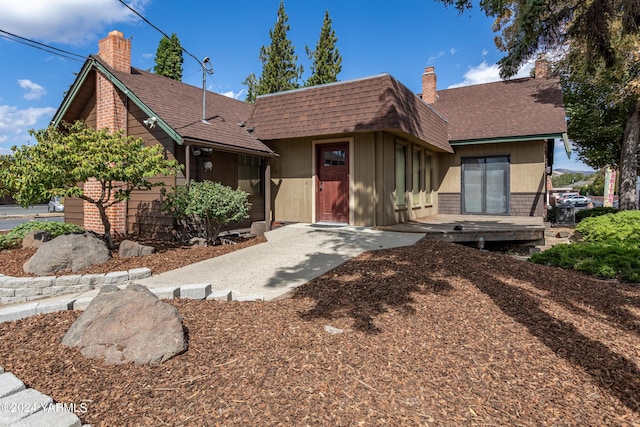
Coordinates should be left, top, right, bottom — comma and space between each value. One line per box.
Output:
86, 30, 131, 235
98, 30, 131, 73
96, 30, 130, 132
534, 57, 549, 79
421, 66, 437, 104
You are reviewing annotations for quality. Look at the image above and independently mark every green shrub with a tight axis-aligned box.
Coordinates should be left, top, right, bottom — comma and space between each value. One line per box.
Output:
530, 242, 640, 282
162, 181, 250, 244
575, 206, 618, 223
0, 221, 84, 250
575, 210, 640, 245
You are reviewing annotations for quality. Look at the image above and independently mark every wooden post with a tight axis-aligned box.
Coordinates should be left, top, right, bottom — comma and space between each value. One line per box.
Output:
264, 158, 271, 231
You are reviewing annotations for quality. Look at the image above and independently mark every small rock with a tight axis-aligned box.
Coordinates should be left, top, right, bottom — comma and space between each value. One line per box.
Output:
22, 230, 52, 249
189, 237, 207, 247
118, 240, 155, 258
324, 325, 344, 335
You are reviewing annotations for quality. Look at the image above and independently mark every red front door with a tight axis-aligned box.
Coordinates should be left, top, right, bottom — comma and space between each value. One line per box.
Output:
316, 143, 349, 223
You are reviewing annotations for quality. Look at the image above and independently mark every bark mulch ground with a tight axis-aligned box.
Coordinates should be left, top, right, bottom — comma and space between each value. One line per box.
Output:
1, 238, 639, 426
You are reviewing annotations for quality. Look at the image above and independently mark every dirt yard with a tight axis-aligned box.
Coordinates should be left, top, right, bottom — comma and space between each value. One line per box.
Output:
1, 237, 638, 426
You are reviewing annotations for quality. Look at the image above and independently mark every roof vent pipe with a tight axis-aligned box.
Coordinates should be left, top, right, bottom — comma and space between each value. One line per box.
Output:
201, 57, 213, 123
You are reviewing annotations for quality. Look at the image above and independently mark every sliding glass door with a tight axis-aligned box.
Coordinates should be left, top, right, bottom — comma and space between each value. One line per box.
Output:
461, 156, 509, 214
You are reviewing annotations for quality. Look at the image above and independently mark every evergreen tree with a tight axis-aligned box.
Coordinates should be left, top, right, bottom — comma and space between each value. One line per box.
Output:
305, 10, 342, 87
154, 33, 184, 81
245, 1, 303, 102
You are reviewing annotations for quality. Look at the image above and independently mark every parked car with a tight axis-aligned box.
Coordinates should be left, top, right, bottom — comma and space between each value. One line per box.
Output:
561, 195, 591, 207
48, 196, 64, 213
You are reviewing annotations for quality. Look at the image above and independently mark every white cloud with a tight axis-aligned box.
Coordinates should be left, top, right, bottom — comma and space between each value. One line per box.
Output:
427, 51, 445, 64
18, 79, 47, 100
221, 89, 245, 100
0, 104, 56, 149
450, 48, 457, 56
448, 59, 535, 88
142, 53, 154, 60
0, 0, 150, 45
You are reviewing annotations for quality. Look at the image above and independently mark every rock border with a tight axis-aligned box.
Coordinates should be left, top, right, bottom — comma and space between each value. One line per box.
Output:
0, 283, 263, 323
0, 268, 152, 305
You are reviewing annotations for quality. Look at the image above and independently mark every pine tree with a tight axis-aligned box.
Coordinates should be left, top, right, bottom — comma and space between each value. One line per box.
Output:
154, 33, 184, 81
305, 10, 342, 87
245, 1, 303, 102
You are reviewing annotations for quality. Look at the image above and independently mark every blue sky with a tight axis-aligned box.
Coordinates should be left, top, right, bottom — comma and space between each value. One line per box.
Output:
0, 0, 592, 171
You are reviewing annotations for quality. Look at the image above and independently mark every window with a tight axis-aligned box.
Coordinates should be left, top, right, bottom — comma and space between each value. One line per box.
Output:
412, 150, 421, 204
395, 143, 406, 206
238, 155, 262, 195
424, 154, 432, 205
323, 150, 346, 166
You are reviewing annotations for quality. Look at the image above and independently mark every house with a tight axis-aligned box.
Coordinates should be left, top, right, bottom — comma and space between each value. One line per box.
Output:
52, 30, 567, 236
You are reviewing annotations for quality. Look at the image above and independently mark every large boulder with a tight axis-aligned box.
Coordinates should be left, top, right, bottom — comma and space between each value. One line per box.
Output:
118, 240, 155, 258
62, 284, 187, 365
23, 233, 111, 276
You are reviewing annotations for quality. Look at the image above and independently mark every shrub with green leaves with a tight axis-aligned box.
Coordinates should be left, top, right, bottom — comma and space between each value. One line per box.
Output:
162, 181, 250, 244
575, 206, 618, 223
0, 221, 84, 250
531, 210, 640, 282
530, 242, 640, 282
575, 210, 640, 246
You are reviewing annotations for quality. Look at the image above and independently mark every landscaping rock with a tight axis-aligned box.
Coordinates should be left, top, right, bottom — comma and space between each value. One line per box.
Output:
22, 230, 52, 249
118, 240, 155, 258
23, 233, 111, 276
189, 237, 207, 247
62, 284, 187, 365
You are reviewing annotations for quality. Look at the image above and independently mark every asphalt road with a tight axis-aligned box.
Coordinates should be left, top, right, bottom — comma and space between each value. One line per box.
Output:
0, 204, 63, 231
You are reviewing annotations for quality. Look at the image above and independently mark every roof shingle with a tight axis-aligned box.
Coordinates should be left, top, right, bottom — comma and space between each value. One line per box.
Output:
432, 77, 567, 142
249, 74, 452, 153
93, 56, 275, 156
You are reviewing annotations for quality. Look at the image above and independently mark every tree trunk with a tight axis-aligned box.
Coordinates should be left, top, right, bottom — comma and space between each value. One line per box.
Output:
619, 99, 640, 210
97, 203, 115, 250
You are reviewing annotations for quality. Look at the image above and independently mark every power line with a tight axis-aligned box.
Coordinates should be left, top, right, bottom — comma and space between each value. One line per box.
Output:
0, 29, 86, 63
115, 0, 210, 71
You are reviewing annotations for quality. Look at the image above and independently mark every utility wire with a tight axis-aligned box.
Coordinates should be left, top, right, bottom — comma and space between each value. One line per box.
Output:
0, 29, 86, 63
115, 0, 211, 72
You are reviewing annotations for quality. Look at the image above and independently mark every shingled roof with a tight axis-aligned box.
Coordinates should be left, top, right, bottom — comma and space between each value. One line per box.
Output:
432, 77, 567, 143
60, 55, 275, 156
248, 74, 453, 153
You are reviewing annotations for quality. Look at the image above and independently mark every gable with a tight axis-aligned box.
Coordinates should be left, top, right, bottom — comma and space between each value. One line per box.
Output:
433, 77, 567, 143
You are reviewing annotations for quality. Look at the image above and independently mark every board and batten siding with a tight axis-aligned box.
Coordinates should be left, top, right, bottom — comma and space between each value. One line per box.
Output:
438, 140, 547, 216
267, 138, 314, 223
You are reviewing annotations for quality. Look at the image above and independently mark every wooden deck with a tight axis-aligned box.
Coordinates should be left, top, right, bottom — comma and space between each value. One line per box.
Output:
377, 214, 545, 244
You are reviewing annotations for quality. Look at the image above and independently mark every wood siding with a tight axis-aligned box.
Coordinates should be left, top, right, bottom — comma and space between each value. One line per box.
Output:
126, 104, 178, 236
266, 139, 314, 223
440, 141, 545, 193
268, 131, 441, 227
437, 140, 546, 216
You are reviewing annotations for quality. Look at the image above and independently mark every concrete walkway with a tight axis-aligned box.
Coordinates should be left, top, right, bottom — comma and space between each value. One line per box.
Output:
134, 223, 425, 301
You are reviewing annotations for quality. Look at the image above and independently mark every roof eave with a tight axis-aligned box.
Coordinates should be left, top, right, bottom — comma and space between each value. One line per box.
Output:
53, 57, 184, 145
183, 138, 279, 158
449, 133, 565, 146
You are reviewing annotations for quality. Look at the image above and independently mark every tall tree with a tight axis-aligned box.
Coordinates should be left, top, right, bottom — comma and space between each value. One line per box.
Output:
437, 0, 640, 210
244, 1, 303, 102
305, 10, 342, 87
154, 33, 184, 81
0, 121, 182, 249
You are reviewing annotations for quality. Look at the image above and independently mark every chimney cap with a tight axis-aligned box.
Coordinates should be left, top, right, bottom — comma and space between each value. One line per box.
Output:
423, 66, 435, 74
107, 30, 125, 38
